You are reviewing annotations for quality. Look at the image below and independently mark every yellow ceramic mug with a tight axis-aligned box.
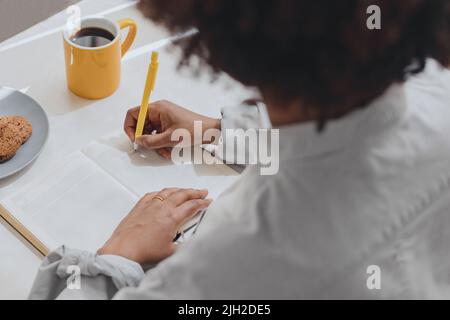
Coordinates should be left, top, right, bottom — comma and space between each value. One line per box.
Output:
63, 17, 137, 99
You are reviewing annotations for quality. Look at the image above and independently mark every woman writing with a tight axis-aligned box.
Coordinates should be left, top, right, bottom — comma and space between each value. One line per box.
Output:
30, 0, 450, 299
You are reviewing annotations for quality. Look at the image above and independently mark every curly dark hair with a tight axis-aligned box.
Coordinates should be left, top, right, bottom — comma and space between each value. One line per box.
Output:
139, 0, 450, 125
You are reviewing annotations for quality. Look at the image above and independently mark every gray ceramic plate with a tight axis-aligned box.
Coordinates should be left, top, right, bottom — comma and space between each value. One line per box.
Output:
0, 87, 49, 179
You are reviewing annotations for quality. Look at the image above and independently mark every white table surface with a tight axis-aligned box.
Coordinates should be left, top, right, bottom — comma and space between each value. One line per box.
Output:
0, 0, 250, 299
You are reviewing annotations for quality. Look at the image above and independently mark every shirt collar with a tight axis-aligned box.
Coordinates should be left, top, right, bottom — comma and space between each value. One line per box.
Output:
276, 84, 408, 162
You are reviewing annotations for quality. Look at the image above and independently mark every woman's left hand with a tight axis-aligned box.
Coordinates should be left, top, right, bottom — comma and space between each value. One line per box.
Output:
97, 188, 211, 266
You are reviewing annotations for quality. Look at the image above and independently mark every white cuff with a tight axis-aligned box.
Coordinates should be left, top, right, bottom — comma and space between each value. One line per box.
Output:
29, 246, 145, 299
214, 102, 271, 165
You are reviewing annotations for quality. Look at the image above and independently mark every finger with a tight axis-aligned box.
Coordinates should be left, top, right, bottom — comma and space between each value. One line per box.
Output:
156, 148, 172, 160
144, 122, 158, 135
147, 101, 165, 123
167, 188, 208, 207
124, 106, 161, 141
124, 107, 141, 141
141, 191, 160, 201
138, 190, 176, 207
174, 198, 212, 225
138, 192, 160, 206
155, 188, 182, 202
136, 130, 173, 149
169, 242, 178, 254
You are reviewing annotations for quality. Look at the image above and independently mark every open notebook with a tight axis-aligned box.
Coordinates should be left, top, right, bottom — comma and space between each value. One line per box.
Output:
0, 132, 240, 256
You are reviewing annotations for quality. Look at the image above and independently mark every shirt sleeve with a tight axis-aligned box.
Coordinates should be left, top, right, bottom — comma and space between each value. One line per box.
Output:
221, 101, 271, 131
204, 101, 271, 165
28, 246, 145, 300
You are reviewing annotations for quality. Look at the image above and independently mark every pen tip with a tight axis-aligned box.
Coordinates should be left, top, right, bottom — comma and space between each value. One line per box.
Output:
133, 143, 138, 152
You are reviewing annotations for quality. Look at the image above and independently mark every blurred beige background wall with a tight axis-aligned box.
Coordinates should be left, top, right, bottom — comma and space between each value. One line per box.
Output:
0, 0, 79, 42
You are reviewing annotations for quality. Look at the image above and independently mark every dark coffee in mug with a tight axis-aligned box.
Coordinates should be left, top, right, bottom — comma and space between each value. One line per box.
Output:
70, 27, 115, 48
63, 17, 137, 99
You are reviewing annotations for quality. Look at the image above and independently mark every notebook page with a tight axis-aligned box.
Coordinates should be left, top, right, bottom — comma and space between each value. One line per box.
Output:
82, 132, 241, 199
1, 152, 139, 252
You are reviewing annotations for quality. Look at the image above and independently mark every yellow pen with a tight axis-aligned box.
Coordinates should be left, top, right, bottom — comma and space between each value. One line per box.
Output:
134, 51, 159, 150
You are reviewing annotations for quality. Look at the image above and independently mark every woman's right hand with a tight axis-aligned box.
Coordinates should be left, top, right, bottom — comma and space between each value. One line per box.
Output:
124, 100, 221, 159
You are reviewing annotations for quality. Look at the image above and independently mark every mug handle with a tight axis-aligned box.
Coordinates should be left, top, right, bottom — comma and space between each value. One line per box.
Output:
118, 18, 137, 57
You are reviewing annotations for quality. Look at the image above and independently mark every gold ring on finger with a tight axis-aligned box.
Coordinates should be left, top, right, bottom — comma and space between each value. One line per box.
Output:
152, 195, 165, 202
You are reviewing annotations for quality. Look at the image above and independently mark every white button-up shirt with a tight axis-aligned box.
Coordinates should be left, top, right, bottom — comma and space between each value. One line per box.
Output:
29, 59, 450, 299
